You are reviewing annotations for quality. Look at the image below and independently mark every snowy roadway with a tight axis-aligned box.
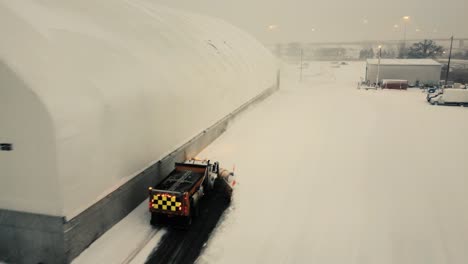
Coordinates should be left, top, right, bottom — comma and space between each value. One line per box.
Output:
74, 62, 468, 264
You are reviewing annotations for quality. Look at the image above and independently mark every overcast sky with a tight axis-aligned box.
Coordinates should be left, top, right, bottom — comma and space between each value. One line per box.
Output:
154, 0, 467, 44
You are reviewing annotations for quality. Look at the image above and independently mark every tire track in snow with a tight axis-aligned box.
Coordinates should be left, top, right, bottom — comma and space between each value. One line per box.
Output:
122, 228, 162, 264
145, 189, 230, 264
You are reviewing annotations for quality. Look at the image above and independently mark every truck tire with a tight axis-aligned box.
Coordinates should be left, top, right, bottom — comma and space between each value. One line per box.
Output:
213, 177, 232, 203
182, 211, 193, 229
150, 213, 160, 226
191, 201, 199, 218
203, 178, 212, 193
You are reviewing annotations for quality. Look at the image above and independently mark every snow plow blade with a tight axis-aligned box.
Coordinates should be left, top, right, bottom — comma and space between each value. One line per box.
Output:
214, 168, 236, 202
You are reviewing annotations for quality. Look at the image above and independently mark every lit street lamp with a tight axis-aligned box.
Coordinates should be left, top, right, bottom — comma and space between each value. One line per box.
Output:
268, 25, 278, 31
402, 16, 410, 58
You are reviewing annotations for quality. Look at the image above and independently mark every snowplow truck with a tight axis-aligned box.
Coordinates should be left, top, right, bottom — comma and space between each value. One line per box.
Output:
148, 159, 234, 227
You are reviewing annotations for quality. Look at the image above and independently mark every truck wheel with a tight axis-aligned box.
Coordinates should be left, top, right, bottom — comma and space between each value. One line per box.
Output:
191, 201, 199, 217
213, 177, 223, 193
150, 213, 160, 226
204, 176, 214, 193
224, 190, 233, 204
182, 213, 193, 229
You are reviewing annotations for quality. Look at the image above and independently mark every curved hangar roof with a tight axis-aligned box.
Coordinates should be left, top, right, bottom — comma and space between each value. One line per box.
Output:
0, 0, 278, 217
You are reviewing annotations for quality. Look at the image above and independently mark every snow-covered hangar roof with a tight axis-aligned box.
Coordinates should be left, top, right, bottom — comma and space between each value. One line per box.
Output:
0, 0, 278, 217
367, 59, 441, 66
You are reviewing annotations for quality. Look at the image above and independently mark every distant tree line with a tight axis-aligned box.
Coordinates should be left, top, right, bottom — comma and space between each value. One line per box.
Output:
441, 66, 468, 83
359, 40, 449, 60
279, 43, 348, 61
406, 40, 443, 58
359, 48, 374, 59
359, 48, 396, 59
315, 47, 347, 60
452, 50, 468, 59
380, 50, 396, 58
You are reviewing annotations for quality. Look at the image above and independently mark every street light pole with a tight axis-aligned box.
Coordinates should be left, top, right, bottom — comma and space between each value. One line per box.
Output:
402, 16, 410, 58
404, 23, 407, 47
376, 45, 382, 86
300, 48, 303, 82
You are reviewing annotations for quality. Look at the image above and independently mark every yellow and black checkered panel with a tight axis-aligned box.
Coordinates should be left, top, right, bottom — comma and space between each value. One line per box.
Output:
152, 194, 182, 211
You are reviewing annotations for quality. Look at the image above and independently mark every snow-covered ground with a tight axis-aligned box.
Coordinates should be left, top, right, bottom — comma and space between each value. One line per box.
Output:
72, 201, 166, 264
198, 61, 468, 264
75, 61, 468, 264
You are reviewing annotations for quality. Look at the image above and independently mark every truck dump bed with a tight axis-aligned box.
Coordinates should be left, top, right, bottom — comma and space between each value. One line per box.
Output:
149, 161, 209, 217
155, 165, 205, 193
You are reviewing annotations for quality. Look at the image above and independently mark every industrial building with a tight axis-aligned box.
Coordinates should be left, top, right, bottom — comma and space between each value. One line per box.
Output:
0, 1, 278, 263
365, 59, 442, 86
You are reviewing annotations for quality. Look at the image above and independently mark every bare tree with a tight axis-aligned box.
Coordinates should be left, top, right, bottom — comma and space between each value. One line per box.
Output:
407, 40, 443, 58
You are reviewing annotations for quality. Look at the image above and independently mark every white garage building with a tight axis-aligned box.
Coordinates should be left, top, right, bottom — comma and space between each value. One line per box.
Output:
0, 1, 278, 263
365, 59, 442, 86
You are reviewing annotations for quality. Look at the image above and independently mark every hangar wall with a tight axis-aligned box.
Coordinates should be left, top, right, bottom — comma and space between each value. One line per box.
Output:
0, 61, 61, 216
0, 0, 278, 220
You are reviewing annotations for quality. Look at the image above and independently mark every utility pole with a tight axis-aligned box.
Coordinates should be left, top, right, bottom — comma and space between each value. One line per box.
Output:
403, 23, 407, 57
299, 48, 303, 82
445, 36, 454, 86
376, 45, 382, 86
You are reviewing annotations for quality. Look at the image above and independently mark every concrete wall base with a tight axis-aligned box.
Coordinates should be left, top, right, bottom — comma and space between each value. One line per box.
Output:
0, 79, 279, 264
